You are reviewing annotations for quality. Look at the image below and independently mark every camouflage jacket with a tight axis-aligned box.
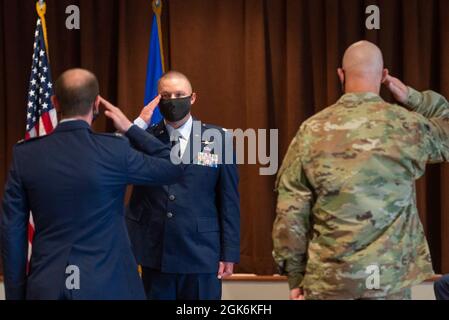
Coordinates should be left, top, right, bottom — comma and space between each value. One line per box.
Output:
272, 87, 449, 299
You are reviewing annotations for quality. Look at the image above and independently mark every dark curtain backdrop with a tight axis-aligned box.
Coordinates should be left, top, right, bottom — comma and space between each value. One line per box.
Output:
1, 0, 449, 276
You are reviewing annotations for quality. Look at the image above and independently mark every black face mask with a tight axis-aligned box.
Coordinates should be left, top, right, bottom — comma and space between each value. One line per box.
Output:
159, 96, 192, 122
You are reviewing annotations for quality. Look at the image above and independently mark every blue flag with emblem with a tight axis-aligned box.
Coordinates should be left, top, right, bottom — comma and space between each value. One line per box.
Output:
144, 0, 165, 125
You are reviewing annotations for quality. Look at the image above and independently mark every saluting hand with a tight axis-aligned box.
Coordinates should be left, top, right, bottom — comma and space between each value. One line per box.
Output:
139, 95, 161, 124
383, 74, 409, 105
99, 96, 133, 133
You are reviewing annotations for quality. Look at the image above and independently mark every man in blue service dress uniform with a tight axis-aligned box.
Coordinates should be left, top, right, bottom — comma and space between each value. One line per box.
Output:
126, 71, 240, 300
1, 69, 183, 300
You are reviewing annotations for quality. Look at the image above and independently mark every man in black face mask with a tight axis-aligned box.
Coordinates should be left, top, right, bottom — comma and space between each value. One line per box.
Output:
127, 71, 240, 300
134, 71, 196, 131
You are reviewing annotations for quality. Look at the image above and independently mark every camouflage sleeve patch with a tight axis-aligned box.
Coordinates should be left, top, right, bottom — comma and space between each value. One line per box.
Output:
405, 87, 423, 110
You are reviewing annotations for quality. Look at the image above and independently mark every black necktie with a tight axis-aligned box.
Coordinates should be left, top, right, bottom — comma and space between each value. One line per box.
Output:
171, 132, 181, 158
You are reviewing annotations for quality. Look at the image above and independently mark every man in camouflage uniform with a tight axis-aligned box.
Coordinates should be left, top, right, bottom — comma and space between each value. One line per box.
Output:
272, 40, 449, 300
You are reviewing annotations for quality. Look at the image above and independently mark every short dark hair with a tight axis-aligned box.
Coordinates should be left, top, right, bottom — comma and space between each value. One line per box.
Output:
54, 69, 99, 117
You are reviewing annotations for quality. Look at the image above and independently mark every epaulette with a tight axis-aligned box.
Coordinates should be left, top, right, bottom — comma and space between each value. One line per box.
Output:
150, 122, 166, 136
93, 132, 127, 139
147, 123, 159, 133
201, 122, 228, 132
16, 135, 46, 145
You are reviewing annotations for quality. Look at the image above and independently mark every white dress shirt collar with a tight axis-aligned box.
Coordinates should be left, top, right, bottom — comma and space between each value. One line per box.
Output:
165, 116, 193, 141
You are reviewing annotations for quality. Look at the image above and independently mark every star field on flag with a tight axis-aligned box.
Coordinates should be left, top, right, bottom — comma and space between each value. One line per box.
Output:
25, 17, 57, 140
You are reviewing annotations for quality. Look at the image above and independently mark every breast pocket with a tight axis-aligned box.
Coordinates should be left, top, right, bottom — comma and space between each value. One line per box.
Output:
192, 163, 219, 177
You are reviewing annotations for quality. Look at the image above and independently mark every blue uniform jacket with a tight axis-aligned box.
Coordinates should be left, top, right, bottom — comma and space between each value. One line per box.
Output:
126, 120, 240, 274
1, 120, 183, 300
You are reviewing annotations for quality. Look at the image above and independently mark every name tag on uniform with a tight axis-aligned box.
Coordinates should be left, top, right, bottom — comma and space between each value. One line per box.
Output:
197, 152, 218, 168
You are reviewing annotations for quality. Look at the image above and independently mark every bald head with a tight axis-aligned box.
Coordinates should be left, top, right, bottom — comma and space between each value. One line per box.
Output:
338, 41, 387, 94
158, 71, 193, 95
342, 41, 384, 76
54, 68, 99, 117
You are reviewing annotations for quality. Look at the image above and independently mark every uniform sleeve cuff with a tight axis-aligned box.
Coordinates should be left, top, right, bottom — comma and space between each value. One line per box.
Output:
134, 117, 149, 130
221, 246, 240, 263
405, 86, 423, 111
287, 273, 304, 290
4, 284, 26, 300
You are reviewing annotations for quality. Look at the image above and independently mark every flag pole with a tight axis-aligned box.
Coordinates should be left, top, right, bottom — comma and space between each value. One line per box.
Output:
36, 0, 50, 59
152, 0, 165, 72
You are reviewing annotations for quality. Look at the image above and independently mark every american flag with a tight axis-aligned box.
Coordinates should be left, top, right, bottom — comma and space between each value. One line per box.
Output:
25, 15, 57, 267
26, 18, 57, 140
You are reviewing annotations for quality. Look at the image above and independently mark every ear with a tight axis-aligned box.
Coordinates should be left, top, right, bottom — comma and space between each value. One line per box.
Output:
381, 68, 389, 83
94, 95, 100, 109
51, 95, 60, 112
190, 92, 197, 105
337, 68, 345, 83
